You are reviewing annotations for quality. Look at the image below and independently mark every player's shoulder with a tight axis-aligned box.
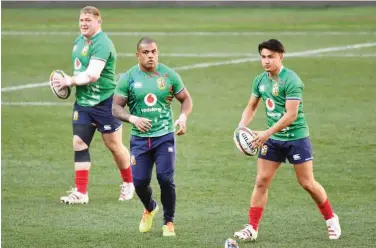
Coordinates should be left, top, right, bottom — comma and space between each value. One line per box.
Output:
158, 63, 177, 73
73, 35, 83, 44
253, 71, 268, 84
92, 31, 114, 46
282, 67, 303, 85
99, 31, 112, 41
158, 63, 181, 78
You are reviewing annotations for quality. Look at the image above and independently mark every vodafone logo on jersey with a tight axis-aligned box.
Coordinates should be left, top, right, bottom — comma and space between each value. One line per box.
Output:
266, 98, 275, 111
144, 93, 157, 106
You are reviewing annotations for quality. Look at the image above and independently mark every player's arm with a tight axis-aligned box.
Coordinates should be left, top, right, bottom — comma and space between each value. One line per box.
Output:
51, 59, 105, 89
70, 59, 105, 86
112, 94, 130, 122
266, 99, 299, 135
175, 88, 193, 122
239, 76, 262, 127
172, 72, 193, 136
56, 41, 111, 88
238, 95, 261, 127
112, 73, 152, 132
112, 94, 152, 132
252, 99, 299, 148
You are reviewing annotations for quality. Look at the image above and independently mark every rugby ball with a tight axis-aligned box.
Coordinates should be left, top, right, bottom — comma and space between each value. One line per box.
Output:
224, 238, 239, 248
233, 126, 259, 156
49, 70, 71, 99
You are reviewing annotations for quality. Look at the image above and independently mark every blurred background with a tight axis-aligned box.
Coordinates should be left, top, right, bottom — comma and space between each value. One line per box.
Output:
2, 1, 376, 247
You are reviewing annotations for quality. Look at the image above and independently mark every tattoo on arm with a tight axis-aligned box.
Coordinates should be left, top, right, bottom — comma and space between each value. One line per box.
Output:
112, 95, 132, 122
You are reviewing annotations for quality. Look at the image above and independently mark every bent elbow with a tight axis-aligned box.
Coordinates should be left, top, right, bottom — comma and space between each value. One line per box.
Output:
88, 74, 100, 83
290, 113, 298, 122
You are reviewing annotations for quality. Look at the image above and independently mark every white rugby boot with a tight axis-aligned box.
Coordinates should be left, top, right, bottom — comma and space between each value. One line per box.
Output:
119, 182, 135, 201
234, 224, 258, 241
326, 214, 341, 240
60, 188, 89, 204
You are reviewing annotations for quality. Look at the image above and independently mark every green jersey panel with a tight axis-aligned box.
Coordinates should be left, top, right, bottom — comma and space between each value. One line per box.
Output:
72, 31, 117, 106
115, 63, 185, 137
252, 67, 309, 141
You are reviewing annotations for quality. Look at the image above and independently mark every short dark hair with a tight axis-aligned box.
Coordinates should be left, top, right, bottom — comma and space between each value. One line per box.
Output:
137, 37, 156, 50
258, 39, 285, 54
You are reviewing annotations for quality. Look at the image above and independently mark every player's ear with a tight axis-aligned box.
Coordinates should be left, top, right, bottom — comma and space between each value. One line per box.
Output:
279, 53, 284, 60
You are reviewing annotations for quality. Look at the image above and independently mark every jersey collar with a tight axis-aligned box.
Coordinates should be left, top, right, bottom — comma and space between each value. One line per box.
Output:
92, 29, 102, 38
138, 63, 160, 74
267, 65, 284, 80
84, 29, 102, 41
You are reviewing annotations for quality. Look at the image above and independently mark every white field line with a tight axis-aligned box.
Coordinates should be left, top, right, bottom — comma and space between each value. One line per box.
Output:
118, 52, 376, 58
2, 31, 376, 36
118, 52, 257, 58
310, 53, 376, 57
1, 42, 376, 94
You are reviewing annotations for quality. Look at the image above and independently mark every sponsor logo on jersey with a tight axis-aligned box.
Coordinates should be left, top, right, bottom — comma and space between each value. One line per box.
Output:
266, 98, 275, 111
272, 83, 279, 96
168, 147, 174, 153
144, 93, 157, 106
104, 125, 112, 131
73, 111, 79, 121
267, 112, 282, 118
259, 85, 265, 92
73, 45, 77, 51
261, 145, 268, 155
74, 58, 82, 70
141, 107, 162, 113
157, 77, 166, 90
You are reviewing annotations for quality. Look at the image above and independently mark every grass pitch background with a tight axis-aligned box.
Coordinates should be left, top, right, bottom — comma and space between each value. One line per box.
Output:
2, 7, 376, 248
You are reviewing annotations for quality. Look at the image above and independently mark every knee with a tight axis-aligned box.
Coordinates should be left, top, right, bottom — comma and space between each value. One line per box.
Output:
254, 175, 272, 191
133, 178, 151, 188
105, 139, 122, 153
75, 149, 90, 163
73, 135, 88, 151
298, 178, 316, 192
157, 172, 175, 187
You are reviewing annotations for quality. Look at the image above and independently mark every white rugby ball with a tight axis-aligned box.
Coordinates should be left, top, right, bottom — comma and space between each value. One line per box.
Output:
233, 126, 259, 156
224, 238, 239, 248
49, 70, 71, 99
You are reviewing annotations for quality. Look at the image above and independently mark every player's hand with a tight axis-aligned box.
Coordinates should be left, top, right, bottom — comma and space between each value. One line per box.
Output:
52, 75, 72, 90
174, 114, 187, 136
252, 130, 271, 148
130, 116, 152, 132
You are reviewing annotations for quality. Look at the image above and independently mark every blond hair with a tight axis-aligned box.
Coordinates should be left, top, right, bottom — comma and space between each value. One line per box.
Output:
80, 6, 101, 19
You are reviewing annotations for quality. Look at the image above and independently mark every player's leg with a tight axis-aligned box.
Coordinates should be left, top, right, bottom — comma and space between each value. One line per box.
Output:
153, 133, 176, 237
94, 96, 134, 200
101, 126, 134, 201
131, 135, 159, 233
60, 105, 95, 204
234, 139, 282, 241
289, 137, 341, 239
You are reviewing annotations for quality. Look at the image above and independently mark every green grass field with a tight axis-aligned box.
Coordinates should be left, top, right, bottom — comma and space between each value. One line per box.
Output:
2, 7, 376, 248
